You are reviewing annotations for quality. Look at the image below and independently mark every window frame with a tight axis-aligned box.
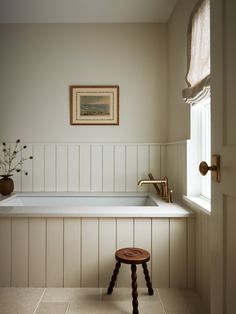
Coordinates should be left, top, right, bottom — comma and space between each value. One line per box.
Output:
186, 96, 211, 212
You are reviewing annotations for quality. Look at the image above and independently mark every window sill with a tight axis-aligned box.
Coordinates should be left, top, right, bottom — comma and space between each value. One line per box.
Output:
182, 195, 211, 215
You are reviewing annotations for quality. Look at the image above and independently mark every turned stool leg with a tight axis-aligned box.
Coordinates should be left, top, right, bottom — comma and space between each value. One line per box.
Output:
107, 261, 121, 294
142, 262, 153, 295
131, 264, 139, 314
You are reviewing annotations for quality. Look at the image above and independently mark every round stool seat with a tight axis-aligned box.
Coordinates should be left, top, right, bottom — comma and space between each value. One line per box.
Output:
115, 247, 150, 264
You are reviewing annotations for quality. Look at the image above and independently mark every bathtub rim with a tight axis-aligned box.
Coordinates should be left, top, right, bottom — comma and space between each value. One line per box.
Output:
0, 191, 195, 218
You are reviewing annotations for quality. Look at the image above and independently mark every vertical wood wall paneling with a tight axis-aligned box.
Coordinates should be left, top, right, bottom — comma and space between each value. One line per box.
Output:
0, 218, 11, 286
29, 218, 46, 287
137, 145, 149, 192
46, 218, 64, 287
81, 218, 99, 287
149, 145, 161, 193
134, 218, 152, 287
14, 142, 169, 193
91, 145, 102, 192
64, 218, 81, 287
152, 218, 170, 287
33, 144, 45, 191
126, 145, 138, 192
11, 218, 29, 287
102, 145, 114, 192
116, 218, 134, 287
165, 142, 187, 202
179, 142, 187, 197
56, 144, 68, 192
9, 142, 22, 191
44, 144, 56, 191
198, 213, 210, 303
196, 213, 202, 294
21, 144, 33, 191
0, 215, 195, 288
196, 212, 210, 300
99, 218, 116, 287
187, 217, 196, 288
169, 218, 187, 288
166, 144, 179, 200
160, 145, 167, 177
1, 141, 195, 289
175, 143, 184, 200
68, 145, 79, 192
79, 144, 91, 192
114, 145, 126, 192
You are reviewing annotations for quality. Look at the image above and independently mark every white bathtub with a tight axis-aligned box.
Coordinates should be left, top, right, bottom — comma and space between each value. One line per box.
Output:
0, 192, 193, 217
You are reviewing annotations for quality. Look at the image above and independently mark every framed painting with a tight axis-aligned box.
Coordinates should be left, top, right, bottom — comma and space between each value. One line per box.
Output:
70, 85, 119, 125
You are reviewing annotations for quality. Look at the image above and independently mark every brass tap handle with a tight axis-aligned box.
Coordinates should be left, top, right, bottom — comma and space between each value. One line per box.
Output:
168, 189, 173, 203
148, 173, 160, 194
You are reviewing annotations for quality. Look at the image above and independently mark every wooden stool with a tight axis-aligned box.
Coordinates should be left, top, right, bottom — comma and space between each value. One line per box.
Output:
107, 247, 153, 314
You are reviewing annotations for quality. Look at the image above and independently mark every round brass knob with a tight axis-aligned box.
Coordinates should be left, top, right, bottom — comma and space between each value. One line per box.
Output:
199, 161, 217, 176
199, 155, 220, 182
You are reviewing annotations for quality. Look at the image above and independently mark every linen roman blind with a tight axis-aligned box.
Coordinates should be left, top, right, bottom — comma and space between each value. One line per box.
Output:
182, 0, 210, 104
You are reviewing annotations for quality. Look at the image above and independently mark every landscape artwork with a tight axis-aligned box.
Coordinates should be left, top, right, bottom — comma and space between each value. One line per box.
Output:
80, 95, 110, 116
70, 86, 119, 125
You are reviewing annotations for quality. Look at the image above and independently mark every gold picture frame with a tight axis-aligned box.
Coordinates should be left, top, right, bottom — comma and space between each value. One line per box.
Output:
70, 85, 119, 125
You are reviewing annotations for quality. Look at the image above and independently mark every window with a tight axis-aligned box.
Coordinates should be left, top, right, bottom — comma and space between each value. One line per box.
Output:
187, 97, 211, 196
183, 0, 211, 212
185, 97, 211, 212
200, 98, 211, 199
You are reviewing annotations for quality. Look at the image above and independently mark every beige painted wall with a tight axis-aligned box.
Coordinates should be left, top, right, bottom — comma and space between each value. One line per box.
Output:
167, 0, 198, 142
0, 23, 167, 143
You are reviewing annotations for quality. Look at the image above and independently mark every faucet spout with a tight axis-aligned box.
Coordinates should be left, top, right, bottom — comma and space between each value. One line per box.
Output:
138, 179, 166, 186
138, 173, 173, 203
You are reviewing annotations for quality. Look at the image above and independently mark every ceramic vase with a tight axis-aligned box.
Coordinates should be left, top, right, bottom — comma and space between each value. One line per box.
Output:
0, 175, 14, 195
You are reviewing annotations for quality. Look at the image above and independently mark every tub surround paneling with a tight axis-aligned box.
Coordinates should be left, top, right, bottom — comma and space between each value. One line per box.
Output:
0, 217, 195, 289
165, 141, 187, 201
196, 211, 210, 307
6, 143, 164, 193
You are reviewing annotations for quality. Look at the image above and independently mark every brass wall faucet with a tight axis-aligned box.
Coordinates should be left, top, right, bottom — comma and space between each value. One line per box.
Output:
138, 173, 173, 203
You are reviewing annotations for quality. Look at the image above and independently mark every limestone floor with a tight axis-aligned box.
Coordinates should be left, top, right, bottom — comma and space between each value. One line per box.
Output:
0, 288, 209, 314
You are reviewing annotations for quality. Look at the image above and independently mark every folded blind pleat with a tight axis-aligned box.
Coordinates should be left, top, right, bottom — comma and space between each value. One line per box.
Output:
183, 0, 210, 104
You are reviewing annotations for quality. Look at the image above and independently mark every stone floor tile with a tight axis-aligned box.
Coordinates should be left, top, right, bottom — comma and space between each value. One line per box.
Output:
42, 288, 102, 302
35, 302, 69, 314
0, 288, 44, 314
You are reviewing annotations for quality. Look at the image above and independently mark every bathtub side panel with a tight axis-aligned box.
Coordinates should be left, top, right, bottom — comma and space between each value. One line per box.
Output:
12, 218, 29, 287
99, 218, 116, 287
134, 218, 152, 287
81, 218, 99, 287
170, 218, 187, 288
29, 218, 46, 287
152, 218, 170, 287
46, 218, 64, 287
64, 218, 81, 287
116, 218, 134, 287
0, 218, 11, 286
